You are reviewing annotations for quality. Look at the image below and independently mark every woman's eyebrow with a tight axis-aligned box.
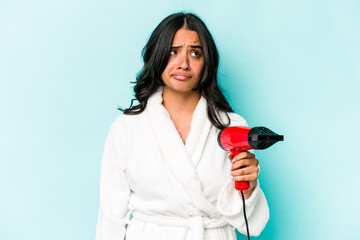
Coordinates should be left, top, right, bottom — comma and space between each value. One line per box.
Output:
170, 45, 203, 49
190, 45, 203, 49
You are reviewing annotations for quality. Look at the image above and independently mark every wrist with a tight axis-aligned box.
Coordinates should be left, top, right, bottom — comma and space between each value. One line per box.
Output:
239, 182, 256, 200
242, 188, 254, 199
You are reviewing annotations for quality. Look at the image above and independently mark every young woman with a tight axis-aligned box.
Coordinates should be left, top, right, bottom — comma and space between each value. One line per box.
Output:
96, 12, 269, 240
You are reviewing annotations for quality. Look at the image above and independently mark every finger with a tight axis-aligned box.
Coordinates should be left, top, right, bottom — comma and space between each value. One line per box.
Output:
232, 151, 255, 162
231, 172, 259, 182
231, 165, 259, 177
231, 158, 259, 170
226, 151, 233, 160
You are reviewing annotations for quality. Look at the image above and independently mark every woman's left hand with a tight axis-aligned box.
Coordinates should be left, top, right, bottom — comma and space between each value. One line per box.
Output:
227, 151, 259, 199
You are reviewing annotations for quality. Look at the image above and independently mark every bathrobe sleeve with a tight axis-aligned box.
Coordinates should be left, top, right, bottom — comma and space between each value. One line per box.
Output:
217, 179, 269, 236
96, 117, 130, 240
216, 113, 269, 236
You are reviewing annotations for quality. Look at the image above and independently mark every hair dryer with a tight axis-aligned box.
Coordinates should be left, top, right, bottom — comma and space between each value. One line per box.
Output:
217, 126, 284, 191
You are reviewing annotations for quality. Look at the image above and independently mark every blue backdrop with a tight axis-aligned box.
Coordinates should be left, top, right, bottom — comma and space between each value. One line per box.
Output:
1, 0, 359, 239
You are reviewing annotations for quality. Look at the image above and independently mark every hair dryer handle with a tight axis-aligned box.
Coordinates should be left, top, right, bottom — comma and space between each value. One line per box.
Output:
230, 149, 250, 191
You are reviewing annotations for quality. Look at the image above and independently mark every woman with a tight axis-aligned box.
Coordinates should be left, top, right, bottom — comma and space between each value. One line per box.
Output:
96, 12, 269, 240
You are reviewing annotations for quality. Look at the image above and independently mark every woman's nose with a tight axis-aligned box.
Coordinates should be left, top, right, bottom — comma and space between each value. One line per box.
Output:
177, 53, 190, 70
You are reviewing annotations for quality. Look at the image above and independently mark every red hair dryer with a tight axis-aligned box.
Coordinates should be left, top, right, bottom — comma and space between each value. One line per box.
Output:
217, 126, 284, 191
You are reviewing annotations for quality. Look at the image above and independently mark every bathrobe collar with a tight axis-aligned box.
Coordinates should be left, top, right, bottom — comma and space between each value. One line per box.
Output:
146, 88, 219, 217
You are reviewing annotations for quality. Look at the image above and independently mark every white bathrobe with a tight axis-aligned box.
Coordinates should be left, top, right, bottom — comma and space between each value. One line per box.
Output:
95, 89, 269, 240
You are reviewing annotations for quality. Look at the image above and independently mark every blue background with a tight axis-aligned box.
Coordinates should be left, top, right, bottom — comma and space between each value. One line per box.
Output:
1, 0, 359, 239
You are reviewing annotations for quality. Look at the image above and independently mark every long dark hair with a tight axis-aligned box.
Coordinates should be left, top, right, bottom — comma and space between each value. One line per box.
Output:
120, 12, 234, 129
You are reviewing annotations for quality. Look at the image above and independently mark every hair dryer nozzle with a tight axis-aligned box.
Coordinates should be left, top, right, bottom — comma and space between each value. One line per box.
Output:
248, 127, 284, 150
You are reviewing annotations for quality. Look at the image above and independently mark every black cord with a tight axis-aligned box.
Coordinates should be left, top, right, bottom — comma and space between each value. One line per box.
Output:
240, 190, 250, 240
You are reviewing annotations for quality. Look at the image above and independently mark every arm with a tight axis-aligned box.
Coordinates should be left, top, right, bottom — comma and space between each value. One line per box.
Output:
216, 180, 269, 236
229, 151, 259, 200
216, 151, 269, 236
216, 113, 269, 236
96, 121, 131, 240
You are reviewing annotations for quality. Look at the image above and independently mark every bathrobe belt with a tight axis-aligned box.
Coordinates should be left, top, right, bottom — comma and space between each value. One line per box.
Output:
132, 211, 228, 240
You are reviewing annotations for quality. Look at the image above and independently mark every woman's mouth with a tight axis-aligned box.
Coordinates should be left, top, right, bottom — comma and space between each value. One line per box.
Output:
172, 74, 191, 80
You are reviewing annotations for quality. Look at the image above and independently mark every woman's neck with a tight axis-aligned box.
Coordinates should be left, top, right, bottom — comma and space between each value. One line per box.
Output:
162, 87, 201, 144
162, 87, 201, 116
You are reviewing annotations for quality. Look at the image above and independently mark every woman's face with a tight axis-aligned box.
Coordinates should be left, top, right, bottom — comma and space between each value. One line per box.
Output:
161, 28, 205, 95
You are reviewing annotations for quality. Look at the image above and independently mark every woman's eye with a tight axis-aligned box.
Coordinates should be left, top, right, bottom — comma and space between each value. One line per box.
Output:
169, 50, 177, 56
191, 51, 201, 57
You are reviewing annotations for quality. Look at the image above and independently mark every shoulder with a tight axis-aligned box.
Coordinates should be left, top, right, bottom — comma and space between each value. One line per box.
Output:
109, 112, 146, 133
217, 111, 248, 128
227, 112, 248, 127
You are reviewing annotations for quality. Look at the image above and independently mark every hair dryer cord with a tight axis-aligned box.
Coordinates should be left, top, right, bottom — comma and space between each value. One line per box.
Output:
240, 190, 251, 240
